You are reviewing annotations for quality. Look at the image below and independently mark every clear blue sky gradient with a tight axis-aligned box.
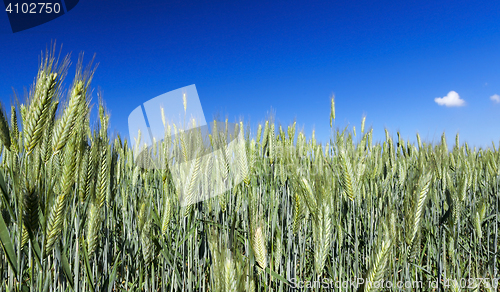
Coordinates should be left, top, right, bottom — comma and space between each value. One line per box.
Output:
1, 0, 499, 148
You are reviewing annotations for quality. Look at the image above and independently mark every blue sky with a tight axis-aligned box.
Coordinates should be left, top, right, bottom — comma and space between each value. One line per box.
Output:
1, 0, 499, 148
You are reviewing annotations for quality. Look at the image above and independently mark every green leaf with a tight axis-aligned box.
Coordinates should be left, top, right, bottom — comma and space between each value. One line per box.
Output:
80, 237, 95, 292
31, 236, 42, 267
106, 251, 121, 292
264, 266, 290, 286
158, 242, 182, 287
0, 170, 15, 220
0, 209, 18, 277
61, 246, 74, 289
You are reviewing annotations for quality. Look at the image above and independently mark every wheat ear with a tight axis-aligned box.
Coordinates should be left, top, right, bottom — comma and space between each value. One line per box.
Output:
253, 226, 267, 272
52, 80, 84, 153
0, 102, 11, 150
25, 72, 57, 153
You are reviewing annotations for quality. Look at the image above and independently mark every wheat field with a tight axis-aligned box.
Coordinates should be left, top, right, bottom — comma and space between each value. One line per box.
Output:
0, 48, 498, 291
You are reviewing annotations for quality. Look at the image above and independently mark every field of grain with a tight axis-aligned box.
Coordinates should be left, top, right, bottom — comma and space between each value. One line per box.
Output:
0, 51, 498, 291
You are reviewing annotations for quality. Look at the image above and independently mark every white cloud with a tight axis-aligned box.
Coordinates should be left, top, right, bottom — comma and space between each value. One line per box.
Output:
490, 94, 500, 103
434, 91, 465, 107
